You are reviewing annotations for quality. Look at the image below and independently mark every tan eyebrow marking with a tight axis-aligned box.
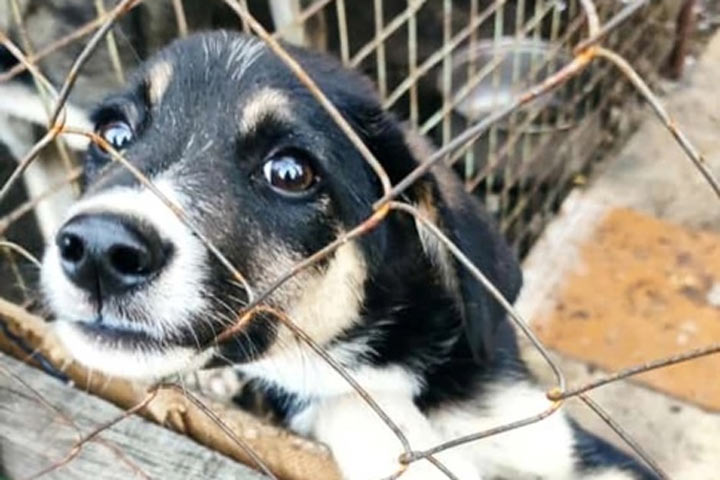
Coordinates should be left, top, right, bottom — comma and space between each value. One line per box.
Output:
240, 87, 292, 133
146, 60, 174, 105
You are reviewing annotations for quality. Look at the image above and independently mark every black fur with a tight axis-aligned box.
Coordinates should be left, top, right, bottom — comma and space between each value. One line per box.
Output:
572, 422, 658, 480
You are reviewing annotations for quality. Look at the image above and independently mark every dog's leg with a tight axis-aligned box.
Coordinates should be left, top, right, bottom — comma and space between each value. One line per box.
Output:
429, 382, 655, 479
309, 392, 482, 480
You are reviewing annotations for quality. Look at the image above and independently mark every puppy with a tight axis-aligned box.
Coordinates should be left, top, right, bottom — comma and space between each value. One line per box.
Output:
41, 32, 657, 480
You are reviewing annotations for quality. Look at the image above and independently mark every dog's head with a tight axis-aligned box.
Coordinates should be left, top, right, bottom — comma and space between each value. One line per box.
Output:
41, 31, 521, 380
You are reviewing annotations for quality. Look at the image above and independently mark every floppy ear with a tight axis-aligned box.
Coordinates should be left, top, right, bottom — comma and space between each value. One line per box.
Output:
310, 68, 522, 361
404, 132, 523, 363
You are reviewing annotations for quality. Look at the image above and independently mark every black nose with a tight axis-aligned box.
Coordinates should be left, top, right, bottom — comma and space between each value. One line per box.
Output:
56, 213, 168, 297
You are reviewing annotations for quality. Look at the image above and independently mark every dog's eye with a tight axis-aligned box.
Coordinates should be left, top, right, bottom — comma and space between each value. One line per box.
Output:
96, 120, 134, 152
262, 152, 318, 196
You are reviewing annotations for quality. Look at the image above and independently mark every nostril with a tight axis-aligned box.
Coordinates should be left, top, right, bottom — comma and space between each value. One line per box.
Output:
108, 245, 151, 276
58, 232, 85, 263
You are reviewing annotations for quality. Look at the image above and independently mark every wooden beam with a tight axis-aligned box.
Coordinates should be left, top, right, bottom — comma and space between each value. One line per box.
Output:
0, 351, 267, 479
0, 297, 341, 480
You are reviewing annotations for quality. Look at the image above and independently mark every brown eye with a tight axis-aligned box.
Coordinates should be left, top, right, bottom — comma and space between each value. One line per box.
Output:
262, 152, 318, 196
97, 120, 134, 152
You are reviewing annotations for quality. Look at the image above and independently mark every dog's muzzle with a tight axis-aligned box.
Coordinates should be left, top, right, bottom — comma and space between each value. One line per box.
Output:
41, 182, 217, 380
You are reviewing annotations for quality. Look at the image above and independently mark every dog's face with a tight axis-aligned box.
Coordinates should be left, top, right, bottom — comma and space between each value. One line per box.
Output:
42, 32, 521, 380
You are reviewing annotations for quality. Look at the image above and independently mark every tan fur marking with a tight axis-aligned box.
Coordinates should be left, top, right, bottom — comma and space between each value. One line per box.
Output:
147, 61, 174, 105
403, 128, 461, 299
403, 127, 467, 208
240, 88, 292, 133
414, 188, 458, 295
260, 241, 367, 357
403, 127, 436, 164
287, 241, 366, 343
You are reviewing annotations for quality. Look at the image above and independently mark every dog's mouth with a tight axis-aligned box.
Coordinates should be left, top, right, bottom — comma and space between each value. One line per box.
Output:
67, 316, 165, 348
53, 315, 214, 380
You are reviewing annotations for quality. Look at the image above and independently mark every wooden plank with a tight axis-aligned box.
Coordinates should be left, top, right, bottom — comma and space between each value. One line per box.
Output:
0, 352, 267, 480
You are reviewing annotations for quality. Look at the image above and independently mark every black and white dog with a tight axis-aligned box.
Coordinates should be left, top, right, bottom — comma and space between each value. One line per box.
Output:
41, 32, 655, 480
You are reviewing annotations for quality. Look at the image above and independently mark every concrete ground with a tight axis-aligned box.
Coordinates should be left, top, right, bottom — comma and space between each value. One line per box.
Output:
516, 28, 720, 479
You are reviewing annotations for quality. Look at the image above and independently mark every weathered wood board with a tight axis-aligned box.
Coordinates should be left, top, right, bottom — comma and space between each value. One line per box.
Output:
0, 352, 268, 480
0, 298, 340, 480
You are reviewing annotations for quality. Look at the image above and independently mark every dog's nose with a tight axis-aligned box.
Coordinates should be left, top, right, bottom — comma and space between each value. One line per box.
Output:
56, 214, 167, 296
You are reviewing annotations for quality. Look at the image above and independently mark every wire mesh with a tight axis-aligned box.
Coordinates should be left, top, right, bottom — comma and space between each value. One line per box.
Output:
259, 0, 682, 256
1, 1, 719, 479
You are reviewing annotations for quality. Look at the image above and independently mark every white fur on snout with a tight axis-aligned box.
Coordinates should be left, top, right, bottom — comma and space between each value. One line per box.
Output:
42, 244, 96, 322
42, 178, 213, 379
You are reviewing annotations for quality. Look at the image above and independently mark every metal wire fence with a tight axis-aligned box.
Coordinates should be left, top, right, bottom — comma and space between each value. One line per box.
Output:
1, 0, 719, 479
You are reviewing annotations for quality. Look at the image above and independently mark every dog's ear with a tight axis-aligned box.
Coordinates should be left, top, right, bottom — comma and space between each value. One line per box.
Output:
311, 69, 522, 361
404, 132, 523, 363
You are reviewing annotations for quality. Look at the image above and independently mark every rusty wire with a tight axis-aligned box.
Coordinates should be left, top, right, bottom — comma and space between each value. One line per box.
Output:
22, 386, 158, 480
0, 126, 58, 205
0, 167, 82, 237
578, 393, 671, 480
0, 33, 59, 102
549, 342, 720, 402
0, 1, 718, 479
158, 383, 280, 480
0, 2, 143, 84
595, 46, 720, 199
7, 0, 74, 180
48, 0, 141, 128
0, 240, 41, 269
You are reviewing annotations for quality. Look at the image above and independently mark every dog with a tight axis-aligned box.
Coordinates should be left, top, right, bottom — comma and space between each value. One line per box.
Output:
40, 31, 657, 480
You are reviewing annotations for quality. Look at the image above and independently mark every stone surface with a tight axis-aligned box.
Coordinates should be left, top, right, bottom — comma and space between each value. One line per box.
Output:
517, 26, 720, 480
534, 208, 720, 410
